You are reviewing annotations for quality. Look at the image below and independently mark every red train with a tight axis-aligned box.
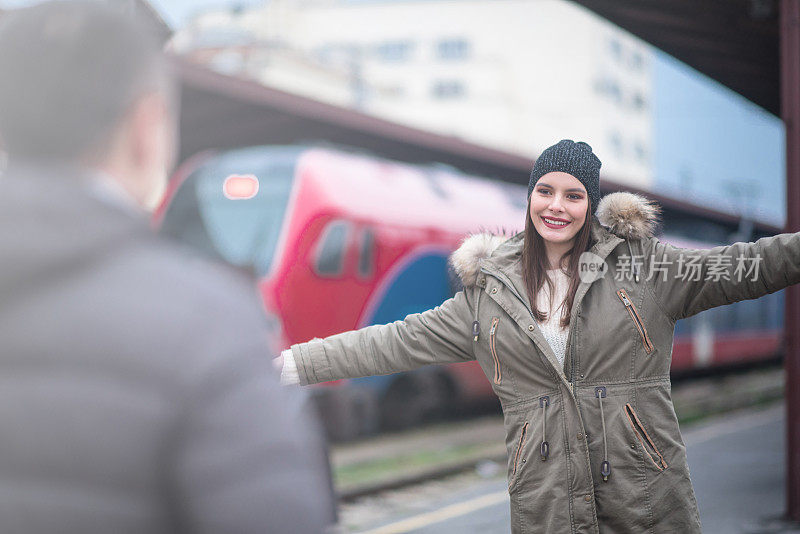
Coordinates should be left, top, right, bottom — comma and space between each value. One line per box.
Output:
155, 144, 784, 440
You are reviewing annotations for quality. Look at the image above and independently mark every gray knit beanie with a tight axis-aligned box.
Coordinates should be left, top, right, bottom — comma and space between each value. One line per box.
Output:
528, 140, 602, 213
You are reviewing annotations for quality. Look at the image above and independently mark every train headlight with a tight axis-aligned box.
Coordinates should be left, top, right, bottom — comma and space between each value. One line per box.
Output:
223, 174, 259, 200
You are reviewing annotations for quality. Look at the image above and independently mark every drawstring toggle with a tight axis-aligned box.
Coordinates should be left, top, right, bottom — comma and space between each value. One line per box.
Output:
539, 396, 550, 461
601, 460, 611, 481
595, 386, 612, 482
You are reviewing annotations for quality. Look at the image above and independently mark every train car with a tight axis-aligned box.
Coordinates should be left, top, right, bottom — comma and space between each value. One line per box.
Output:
156, 144, 524, 439
155, 144, 784, 439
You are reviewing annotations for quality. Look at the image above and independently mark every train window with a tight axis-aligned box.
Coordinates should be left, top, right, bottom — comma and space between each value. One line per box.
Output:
161, 146, 299, 277
198, 166, 294, 276
159, 172, 224, 262
315, 220, 350, 277
358, 228, 375, 278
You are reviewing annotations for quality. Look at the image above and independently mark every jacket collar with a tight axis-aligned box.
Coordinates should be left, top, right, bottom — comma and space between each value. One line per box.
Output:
473, 219, 622, 307
449, 191, 661, 288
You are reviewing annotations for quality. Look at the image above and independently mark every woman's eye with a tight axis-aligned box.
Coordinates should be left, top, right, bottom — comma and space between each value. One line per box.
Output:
537, 189, 551, 195
568, 194, 583, 200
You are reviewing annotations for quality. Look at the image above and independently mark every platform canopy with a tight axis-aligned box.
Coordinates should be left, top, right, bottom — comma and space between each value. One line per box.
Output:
571, 0, 780, 116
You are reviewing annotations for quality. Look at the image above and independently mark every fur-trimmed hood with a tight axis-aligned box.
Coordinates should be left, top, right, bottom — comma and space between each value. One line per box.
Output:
449, 191, 660, 286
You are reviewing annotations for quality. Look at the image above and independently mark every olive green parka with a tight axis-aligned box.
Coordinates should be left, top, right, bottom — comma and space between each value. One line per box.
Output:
291, 192, 800, 533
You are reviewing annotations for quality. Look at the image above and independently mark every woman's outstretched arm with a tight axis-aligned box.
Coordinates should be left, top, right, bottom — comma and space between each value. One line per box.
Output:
641, 231, 800, 321
287, 287, 478, 386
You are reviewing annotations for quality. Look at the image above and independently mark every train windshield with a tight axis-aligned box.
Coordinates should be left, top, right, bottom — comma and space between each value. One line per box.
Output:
160, 146, 298, 277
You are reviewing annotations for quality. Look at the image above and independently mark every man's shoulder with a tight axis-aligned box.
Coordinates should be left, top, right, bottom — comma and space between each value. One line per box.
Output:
85, 232, 280, 384
1, 167, 277, 369
116, 233, 269, 330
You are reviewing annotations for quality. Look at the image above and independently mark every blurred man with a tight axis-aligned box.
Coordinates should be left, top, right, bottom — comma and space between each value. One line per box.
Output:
0, 2, 335, 532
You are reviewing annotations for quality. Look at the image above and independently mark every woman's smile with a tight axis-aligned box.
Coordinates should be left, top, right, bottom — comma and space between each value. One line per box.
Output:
541, 216, 571, 229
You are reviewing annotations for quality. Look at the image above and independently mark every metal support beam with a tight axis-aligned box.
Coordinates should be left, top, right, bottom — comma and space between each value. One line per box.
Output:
782, 0, 800, 522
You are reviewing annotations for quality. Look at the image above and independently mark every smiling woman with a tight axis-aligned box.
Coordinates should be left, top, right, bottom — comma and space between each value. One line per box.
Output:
279, 138, 800, 534
522, 140, 599, 331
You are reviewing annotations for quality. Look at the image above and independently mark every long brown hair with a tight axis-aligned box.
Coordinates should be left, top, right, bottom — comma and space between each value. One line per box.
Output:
521, 197, 594, 329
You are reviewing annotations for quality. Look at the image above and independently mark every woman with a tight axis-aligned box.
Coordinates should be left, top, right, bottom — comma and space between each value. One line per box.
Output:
277, 139, 800, 533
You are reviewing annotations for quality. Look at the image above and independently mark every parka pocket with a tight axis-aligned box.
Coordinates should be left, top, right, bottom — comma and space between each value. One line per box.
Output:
508, 395, 551, 491
624, 403, 668, 471
616, 289, 654, 354
489, 316, 501, 385
508, 421, 529, 489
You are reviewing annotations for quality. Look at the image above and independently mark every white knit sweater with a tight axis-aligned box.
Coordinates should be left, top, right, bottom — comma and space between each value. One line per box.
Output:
536, 269, 571, 369
279, 270, 572, 385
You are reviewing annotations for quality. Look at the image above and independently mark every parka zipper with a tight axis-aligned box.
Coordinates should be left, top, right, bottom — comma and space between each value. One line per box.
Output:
480, 266, 573, 394
510, 421, 529, 481
616, 289, 654, 354
625, 404, 668, 471
489, 317, 501, 385
510, 396, 550, 489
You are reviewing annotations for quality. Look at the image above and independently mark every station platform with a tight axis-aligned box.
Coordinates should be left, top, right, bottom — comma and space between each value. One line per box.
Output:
341, 401, 800, 533
687, 402, 800, 533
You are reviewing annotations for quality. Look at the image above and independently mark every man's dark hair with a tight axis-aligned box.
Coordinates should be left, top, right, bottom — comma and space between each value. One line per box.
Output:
0, 0, 172, 162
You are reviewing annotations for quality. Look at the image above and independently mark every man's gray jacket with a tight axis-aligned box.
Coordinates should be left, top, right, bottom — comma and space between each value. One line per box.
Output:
0, 163, 334, 533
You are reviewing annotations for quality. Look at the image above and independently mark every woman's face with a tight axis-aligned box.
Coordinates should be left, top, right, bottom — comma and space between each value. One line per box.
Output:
529, 171, 589, 246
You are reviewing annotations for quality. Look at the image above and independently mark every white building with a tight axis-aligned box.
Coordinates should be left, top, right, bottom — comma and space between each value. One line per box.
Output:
171, 0, 655, 188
